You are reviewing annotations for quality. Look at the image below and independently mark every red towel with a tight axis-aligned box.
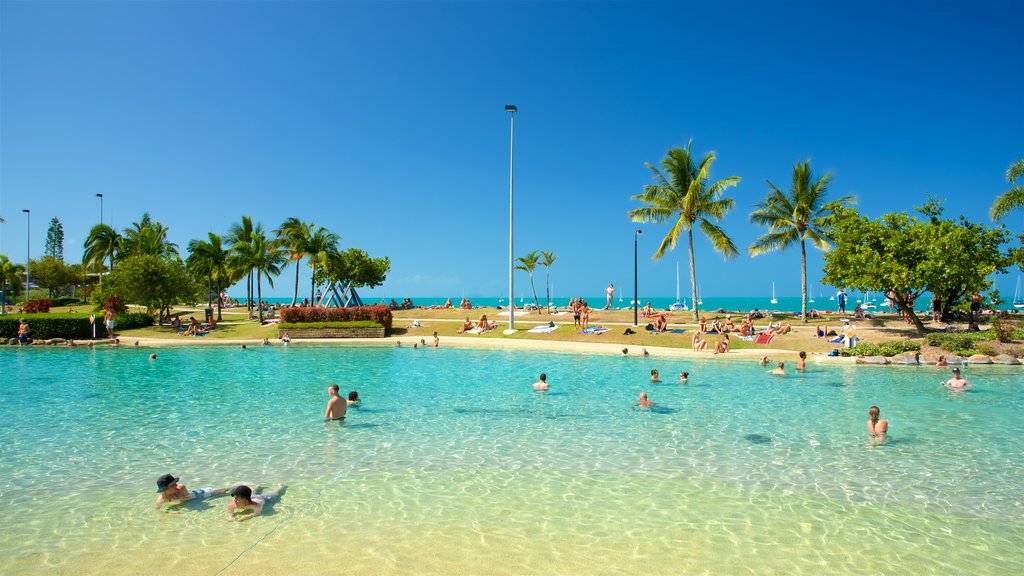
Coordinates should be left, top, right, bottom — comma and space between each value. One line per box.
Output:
755, 333, 773, 345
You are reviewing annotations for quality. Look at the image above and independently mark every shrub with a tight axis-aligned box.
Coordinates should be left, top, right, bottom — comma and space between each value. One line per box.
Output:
116, 312, 154, 330
839, 340, 921, 357
279, 305, 393, 330
974, 343, 997, 357
925, 331, 993, 352
0, 313, 92, 339
990, 317, 1014, 343
279, 321, 383, 330
51, 297, 82, 307
23, 299, 51, 313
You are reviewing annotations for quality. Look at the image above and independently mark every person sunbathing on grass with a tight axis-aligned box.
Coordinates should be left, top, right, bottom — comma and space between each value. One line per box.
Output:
691, 331, 708, 352
457, 317, 474, 334
652, 314, 668, 332
477, 315, 490, 331
713, 333, 731, 354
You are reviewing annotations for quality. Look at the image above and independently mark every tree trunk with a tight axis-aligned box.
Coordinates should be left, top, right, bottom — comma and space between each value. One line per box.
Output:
688, 229, 699, 321
207, 274, 213, 314
247, 271, 253, 312
292, 256, 300, 306
257, 270, 264, 323
893, 292, 927, 333
217, 286, 223, 321
800, 240, 808, 322
530, 273, 539, 310
545, 269, 550, 312
310, 263, 317, 306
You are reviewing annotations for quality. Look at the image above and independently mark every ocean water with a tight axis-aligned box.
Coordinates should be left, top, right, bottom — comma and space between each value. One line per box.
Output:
2, 346, 1021, 575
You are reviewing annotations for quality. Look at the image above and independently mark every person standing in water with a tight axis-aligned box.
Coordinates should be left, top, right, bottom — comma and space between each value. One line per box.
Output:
867, 406, 888, 436
325, 384, 347, 421
533, 373, 549, 391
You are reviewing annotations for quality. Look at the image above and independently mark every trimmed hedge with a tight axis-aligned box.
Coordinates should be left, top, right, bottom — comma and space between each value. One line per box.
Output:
839, 340, 921, 357
925, 331, 995, 355
0, 311, 153, 339
279, 305, 392, 330
279, 321, 383, 330
52, 297, 83, 307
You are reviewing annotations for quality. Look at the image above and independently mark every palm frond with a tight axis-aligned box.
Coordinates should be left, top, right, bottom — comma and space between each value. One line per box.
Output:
990, 186, 1024, 221
699, 219, 739, 259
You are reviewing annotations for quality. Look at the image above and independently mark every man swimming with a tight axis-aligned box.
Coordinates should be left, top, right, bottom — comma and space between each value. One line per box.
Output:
325, 384, 347, 421
533, 373, 549, 391
226, 485, 283, 522
155, 474, 228, 509
635, 391, 656, 408
770, 362, 786, 376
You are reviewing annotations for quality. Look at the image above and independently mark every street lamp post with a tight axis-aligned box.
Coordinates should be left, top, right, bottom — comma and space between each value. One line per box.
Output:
22, 209, 30, 304
504, 104, 517, 334
96, 193, 104, 224
633, 229, 643, 326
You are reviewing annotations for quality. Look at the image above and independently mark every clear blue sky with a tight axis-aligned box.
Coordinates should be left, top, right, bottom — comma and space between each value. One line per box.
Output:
2, 0, 1022, 300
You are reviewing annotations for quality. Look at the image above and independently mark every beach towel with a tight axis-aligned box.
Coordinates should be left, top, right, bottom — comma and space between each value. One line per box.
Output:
669, 328, 686, 334
527, 325, 559, 334
737, 335, 755, 342
754, 333, 773, 345
580, 327, 609, 335
829, 336, 843, 343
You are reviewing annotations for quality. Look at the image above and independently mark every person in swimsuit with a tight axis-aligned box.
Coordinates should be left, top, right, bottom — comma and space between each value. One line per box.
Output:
104, 308, 115, 339
678, 371, 689, 383
635, 391, 656, 408
226, 484, 283, 522
347, 391, 361, 406
605, 283, 614, 310
770, 362, 786, 376
797, 351, 807, 371
155, 474, 229, 509
650, 369, 661, 383
942, 367, 972, 390
533, 373, 549, 391
17, 319, 30, 344
867, 406, 888, 436
325, 384, 347, 421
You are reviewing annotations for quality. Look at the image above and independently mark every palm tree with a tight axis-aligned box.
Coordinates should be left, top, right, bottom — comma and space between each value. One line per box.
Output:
230, 230, 286, 323
121, 214, 179, 260
629, 141, 741, 320
187, 233, 231, 321
539, 251, 557, 311
306, 227, 341, 305
226, 216, 262, 311
990, 158, 1024, 221
749, 161, 855, 322
82, 224, 122, 276
0, 255, 25, 315
515, 250, 542, 310
275, 218, 313, 306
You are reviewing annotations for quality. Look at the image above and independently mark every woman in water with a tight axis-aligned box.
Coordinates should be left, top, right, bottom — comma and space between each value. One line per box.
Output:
867, 406, 888, 436
650, 369, 661, 383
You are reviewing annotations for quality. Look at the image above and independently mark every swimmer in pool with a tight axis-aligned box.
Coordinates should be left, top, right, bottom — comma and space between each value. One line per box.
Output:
635, 391, 656, 408
770, 362, 786, 376
942, 367, 972, 390
155, 474, 228, 509
650, 369, 661, 383
759, 356, 771, 367
867, 406, 888, 436
797, 351, 807, 371
678, 371, 689, 383
347, 391, 361, 406
533, 373, 549, 391
325, 384, 347, 421
226, 484, 283, 522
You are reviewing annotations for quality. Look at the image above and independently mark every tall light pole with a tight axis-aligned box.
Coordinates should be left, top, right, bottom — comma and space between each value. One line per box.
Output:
22, 209, 30, 304
96, 193, 104, 224
633, 229, 643, 326
504, 104, 517, 334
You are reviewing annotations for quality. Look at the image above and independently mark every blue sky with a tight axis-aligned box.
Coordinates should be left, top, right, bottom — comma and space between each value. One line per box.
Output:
1, 0, 1022, 301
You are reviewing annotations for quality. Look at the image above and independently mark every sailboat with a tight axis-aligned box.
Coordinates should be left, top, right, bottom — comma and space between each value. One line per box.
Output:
670, 262, 688, 311
618, 286, 623, 302
809, 284, 816, 304
1014, 276, 1024, 309
697, 284, 703, 306
862, 290, 876, 310
770, 282, 778, 305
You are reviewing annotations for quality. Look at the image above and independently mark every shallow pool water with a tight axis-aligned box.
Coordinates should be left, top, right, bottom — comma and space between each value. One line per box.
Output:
1, 345, 1022, 575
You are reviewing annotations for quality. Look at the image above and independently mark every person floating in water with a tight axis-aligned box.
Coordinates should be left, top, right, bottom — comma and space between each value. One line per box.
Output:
635, 391, 656, 408
155, 474, 229, 509
533, 373, 549, 391
325, 384, 347, 421
678, 371, 689, 383
867, 406, 888, 436
942, 367, 972, 390
226, 484, 283, 522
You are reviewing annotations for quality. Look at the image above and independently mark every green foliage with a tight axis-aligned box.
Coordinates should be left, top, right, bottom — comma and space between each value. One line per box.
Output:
91, 255, 200, 314
29, 256, 83, 297
319, 248, 390, 290
990, 316, 1014, 343
116, 312, 155, 330
838, 340, 921, 357
925, 330, 994, 355
974, 343, 997, 356
279, 321, 383, 329
51, 297, 82, 307
990, 157, 1024, 221
0, 314, 91, 339
44, 217, 64, 261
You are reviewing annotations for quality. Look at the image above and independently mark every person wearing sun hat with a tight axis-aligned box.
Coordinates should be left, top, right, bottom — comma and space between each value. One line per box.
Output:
155, 474, 230, 509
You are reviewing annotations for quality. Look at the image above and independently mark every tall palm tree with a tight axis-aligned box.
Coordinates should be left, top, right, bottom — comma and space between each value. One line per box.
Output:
187, 233, 231, 321
82, 224, 122, 276
629, 141, 741, 320
749, 161, 855, 321
306, 227, 341, 305
539, 251, 557, 311
990, 158, 1024, 221
515, 250, 542, 310
275, 218, 313, 306
226, 216, 262, 311
120, 216, 179, 260
230, 230, 286, 323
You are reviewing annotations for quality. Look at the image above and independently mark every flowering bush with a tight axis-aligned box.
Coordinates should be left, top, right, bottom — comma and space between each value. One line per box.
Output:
280, 305, 392, 330
23, 299, 51, 313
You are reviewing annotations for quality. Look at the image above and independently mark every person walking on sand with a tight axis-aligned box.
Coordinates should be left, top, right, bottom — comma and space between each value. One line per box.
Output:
605, 283, 614, 310
325, 384, 347, 421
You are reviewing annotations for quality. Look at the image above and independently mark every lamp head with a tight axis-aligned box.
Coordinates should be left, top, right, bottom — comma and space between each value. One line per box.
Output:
96, 193, 103, 198
22, 209, 30, 214
636, 229, 643, 236
504, 105, 517, 113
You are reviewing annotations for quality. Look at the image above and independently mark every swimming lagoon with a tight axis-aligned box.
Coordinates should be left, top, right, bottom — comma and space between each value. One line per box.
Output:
1, 345, 1022, 575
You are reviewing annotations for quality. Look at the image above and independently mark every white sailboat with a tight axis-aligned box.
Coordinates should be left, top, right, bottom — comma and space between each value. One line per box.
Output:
670, 262, 688, 311
1014, 276, 1024, 309
618, 286, 623, 302
809, 284, 816, 304
770, 282, 778, 305
862, 290, 876, 310
697, 284, 703, 306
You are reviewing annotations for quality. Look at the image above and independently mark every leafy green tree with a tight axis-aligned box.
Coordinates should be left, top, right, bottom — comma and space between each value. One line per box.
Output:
990, 158, 1024, 221
540, 251, 557, 311
749, 161, 854, 321
0, 255, 25, 314
823, 203, 1010, 333
44, 217, 64, 261
187, 233, 231, 320
629, 141, 741, 320
515, 250, 542, 310
92, 255, 199, 320
29, 256, 82, 298
320, 248, 390, 293
83, 224, 122, 275
230, 230, 286, 322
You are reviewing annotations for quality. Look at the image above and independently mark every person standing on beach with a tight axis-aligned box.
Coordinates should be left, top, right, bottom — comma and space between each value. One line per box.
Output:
325, 384, 347, 421
571, 298, 581, 329
605, 283, 614, 310
837, 289, 847, 314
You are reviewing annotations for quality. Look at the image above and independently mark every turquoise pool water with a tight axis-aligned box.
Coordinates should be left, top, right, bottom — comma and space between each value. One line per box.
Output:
1, 345, 1022, 575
